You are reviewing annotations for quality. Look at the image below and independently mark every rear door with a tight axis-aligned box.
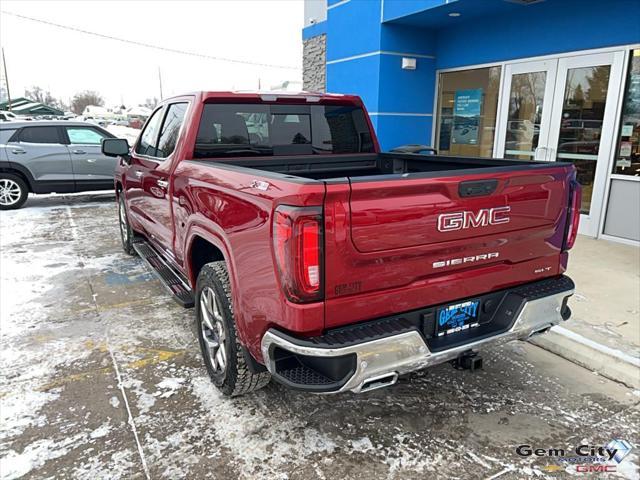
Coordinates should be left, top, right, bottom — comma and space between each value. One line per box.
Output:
6, 126, 74, 191
63, 125, 117, 189
323, 165, 573, 328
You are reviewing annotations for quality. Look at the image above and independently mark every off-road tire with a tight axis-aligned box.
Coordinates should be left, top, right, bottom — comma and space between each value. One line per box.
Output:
0, 173, 28, 210
118, 194, 136, 255
196, 261, 270, 396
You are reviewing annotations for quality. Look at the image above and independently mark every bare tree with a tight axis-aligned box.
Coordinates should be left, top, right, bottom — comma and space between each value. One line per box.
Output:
24, 86, 67, 110
71, 90, 104, 115
143, 97, 159, 109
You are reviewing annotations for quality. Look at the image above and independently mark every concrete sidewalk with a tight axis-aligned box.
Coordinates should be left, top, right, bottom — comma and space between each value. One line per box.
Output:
530, 235, 640, 388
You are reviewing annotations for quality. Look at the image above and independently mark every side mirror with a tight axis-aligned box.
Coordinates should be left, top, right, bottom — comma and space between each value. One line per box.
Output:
102, 138, 130, 158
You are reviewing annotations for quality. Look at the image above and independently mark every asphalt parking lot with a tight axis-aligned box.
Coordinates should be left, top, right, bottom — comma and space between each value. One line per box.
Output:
1, 194, 639, 480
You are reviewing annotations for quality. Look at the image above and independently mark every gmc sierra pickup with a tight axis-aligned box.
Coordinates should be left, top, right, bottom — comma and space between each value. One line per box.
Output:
102, 91, 580, 396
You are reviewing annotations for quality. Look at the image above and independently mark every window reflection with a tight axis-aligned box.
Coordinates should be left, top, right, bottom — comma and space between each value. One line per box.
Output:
556, 65, 611, 214
613, 50, 640, 177
504, 71, 546, 160
436, 67, 501, 158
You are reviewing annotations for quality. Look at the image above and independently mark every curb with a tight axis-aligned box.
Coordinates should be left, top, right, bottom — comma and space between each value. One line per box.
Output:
529, 326, 640, 389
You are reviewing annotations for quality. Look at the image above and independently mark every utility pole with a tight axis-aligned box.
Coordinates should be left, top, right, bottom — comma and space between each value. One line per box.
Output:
2, 48, 11, 110
158, 67, 163, 101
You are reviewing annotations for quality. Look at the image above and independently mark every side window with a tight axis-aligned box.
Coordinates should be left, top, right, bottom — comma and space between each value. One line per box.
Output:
66, 127, 108, 145
156, 103, 188, 158
135, 107, 164, 156
17, 127, 61, 144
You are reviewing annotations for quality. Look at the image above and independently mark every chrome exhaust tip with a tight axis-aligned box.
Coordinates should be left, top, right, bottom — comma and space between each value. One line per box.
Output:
359, 372, 399, 393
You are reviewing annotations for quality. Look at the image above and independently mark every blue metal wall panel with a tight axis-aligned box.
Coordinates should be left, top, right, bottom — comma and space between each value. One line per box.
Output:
373, 114, 433, 150
380, 23, 436, 56
382, 0, 451, 22
322, 0, 640, 151
326, 55, 381, 112
302, 20, 327, 40
377, 54, 435, 114
436, 0, 640, 69
326, 0, 383, 61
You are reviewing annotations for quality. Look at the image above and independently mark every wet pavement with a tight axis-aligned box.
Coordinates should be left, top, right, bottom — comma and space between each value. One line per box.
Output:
1, 194, 638, 479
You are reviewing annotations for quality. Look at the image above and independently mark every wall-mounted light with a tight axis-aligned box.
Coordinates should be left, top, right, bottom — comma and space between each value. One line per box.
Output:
448, 12, 461, 17
402, 57, 417, 70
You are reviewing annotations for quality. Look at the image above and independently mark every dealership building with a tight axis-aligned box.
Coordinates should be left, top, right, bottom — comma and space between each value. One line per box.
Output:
302, 0, 640, 244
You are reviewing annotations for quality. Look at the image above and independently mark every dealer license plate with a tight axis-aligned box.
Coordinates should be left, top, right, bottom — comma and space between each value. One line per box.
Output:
436, 300, 480, 337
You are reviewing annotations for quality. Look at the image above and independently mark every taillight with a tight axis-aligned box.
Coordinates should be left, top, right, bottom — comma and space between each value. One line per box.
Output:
273, 205, 323, 303
564, 180, 582, 251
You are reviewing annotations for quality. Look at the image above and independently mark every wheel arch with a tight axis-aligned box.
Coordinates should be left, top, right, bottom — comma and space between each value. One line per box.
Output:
186, 229, 250, 343
0, 161, 34, 192
189, 234, 226, 286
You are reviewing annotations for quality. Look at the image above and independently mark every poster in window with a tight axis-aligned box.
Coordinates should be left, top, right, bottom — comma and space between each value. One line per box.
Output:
452, 89, 483, 145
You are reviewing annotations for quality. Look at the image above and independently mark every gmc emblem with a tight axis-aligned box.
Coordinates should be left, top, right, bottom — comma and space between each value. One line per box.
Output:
438, 206, 511, 232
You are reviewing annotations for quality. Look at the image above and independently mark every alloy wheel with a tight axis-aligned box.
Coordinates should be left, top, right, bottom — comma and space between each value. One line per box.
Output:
200, 286, 227, 374
0, 179, 22, 206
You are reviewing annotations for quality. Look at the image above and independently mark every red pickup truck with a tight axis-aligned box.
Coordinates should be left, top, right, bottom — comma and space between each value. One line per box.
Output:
102, 91, 580, 396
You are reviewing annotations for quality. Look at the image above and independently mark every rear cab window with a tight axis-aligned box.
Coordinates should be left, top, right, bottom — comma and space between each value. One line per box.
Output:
193, 103, 374, 159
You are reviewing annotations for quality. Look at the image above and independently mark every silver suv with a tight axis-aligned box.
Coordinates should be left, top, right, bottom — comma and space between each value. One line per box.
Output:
0, 121, 120, 209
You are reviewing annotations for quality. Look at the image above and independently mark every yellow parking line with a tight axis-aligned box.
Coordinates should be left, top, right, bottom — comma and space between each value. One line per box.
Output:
35, 346, 186, 392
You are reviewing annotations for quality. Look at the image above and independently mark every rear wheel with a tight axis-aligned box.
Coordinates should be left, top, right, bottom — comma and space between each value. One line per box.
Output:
196, 261, 270, 396
118, 194, 135, 255
0, 174, 28, 210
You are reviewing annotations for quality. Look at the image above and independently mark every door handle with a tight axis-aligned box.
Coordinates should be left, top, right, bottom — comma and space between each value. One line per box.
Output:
72, 149, 86, 154
11, 148, 26, 154
134, 171, 143, 178
86, 159, 97, 163
156, 179, 169, 188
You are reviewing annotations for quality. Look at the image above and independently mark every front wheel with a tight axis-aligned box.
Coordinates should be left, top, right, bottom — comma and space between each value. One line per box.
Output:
196, 261, 270, 396
117, 194, 135, 255
0, 174, 28, 210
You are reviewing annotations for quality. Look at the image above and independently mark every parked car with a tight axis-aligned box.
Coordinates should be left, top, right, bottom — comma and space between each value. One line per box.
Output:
103, 91, 580, 397
0, 121, 119, 209
0, 110, 20, 122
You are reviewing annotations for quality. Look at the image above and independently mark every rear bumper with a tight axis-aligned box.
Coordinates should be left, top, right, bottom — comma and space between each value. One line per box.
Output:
261, 275, 574, 393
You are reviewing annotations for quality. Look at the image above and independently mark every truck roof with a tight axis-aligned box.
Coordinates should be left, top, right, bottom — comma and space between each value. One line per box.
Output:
163, 90, 364, 105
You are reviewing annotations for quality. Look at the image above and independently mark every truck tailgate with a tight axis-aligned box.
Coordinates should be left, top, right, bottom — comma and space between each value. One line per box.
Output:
323, 165, 574, 329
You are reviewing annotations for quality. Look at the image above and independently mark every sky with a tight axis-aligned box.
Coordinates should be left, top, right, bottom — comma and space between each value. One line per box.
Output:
0, 0, 304, 108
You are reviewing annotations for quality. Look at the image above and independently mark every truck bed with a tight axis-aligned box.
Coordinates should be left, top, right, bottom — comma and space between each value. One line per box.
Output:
207, 153, 564, 181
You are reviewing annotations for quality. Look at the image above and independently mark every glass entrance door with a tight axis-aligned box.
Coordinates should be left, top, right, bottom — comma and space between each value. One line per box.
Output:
546, 51, 625, 237
495, 51, 626, 237
495, 60, 557, 160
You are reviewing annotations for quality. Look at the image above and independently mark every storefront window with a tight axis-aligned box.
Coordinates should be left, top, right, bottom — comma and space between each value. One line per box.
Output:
613, 50, 640, 176
435, 66, 501, 157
